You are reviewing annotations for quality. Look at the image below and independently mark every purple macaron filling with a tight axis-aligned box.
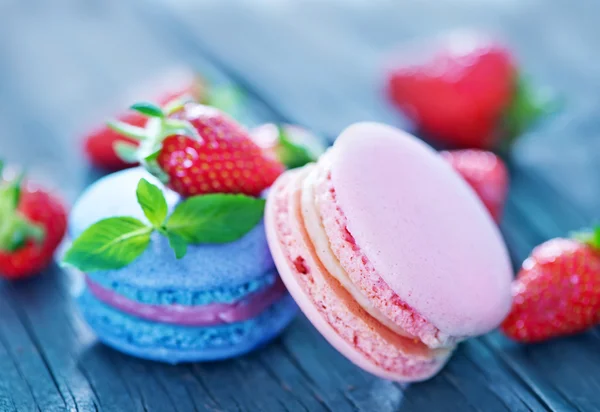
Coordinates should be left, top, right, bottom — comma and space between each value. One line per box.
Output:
86, 276, 287, 326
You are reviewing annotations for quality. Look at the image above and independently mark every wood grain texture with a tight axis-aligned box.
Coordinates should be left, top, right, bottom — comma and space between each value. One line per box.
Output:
0, 0, 599, 410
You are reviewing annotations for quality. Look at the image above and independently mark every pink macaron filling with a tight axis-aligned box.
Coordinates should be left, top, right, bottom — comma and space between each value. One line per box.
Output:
86, 276, 287, 326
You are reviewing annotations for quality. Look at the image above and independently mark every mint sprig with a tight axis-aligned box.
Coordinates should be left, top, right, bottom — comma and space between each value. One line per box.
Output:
63, 178, 265, 272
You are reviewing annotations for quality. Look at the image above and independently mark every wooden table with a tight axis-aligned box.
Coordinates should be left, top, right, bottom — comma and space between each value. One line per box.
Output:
1, 1, 599, 410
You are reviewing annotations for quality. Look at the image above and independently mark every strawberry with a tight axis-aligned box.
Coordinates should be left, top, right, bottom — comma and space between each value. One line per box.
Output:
441, 149, 508, 223
387, 31, 553, 149
250, 123, 326, 169
83, 74, 205, 171
111, 102, 285, 197
502, 230, 600, 343
84, 112, 147, 171
0, 162, 67, 279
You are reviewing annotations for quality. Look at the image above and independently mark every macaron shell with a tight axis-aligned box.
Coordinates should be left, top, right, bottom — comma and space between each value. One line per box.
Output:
266, 169, 450, 381
78, 289, 297, 364
69, 168, 174, 237
329, 122, 512, 336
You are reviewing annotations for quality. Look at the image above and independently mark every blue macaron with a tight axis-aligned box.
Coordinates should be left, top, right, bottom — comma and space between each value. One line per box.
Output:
69, 168, 296, 363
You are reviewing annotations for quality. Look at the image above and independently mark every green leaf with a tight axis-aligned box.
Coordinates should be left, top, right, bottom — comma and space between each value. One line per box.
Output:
0, 213, 45, 252
107, 120, 148, 141
166, 231, 187, 259
136, 179, 168, 227
166, 194, 265, 244
163, 99, 188, 116
144, 149, 161, 163
131, 102, 164, 118
63, 217, 153, 272
573, 226, 600, 250
0, 174, 21, 211
501, 75, 561, 149
276, 126, 319, 169
0, 168, 46, 251
113, 141, 139, 164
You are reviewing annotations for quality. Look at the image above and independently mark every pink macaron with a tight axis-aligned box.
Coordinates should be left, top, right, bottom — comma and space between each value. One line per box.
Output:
265, 122, 513, 382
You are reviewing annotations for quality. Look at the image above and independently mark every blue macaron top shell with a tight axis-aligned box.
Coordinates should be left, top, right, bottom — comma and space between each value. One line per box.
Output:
69, 168, 276, 293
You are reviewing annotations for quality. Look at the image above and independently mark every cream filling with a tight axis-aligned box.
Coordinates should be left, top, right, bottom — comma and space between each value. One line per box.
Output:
300, 165, 417, 339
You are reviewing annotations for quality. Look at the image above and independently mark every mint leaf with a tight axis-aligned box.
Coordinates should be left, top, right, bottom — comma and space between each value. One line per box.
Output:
166, 231, 187, 259
130, 102, 164, 118
136, 178, 168, 227
63, 217, 152, 272
166, 194, 265, 244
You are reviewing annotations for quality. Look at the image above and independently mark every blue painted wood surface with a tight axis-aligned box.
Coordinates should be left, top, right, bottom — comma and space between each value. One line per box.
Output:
0, 0, 599, 410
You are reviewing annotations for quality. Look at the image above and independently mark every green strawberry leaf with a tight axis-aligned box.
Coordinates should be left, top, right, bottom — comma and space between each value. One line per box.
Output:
0, 173, 21, 211
0, 169, 45, 251
163, 99, 188, 116
166, 194, 265, 244
114, 141, 139, 164
63, 217, 152, 272
573, 226, 600, 250
144, 149, 161, 163
276, 126, 319, 169
0, 213, 45, 252
136, 178, 168, 228
107, 120, 148, 141
166, 231, 187, 259
131, 102, 164, 118
501, 75, 561, 149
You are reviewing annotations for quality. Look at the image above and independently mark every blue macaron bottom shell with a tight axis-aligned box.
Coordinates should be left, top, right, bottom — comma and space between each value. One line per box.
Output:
78, 290, 298, 364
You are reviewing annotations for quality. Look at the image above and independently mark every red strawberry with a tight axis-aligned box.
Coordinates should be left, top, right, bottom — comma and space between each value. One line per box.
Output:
502, 231, 600, 343
113, 102, 285, 197
84, 111, 146, 171
441, 149, 508, 223
0, 163, 67, 279
84, 74, 204, 171
387, 31, 552, 149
